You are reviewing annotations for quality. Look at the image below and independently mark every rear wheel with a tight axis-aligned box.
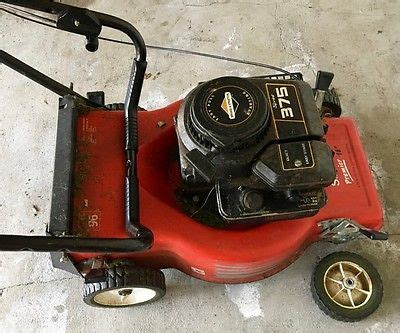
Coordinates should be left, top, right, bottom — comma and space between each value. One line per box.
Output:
311, 252, 383, 321
83, 266, 166, 307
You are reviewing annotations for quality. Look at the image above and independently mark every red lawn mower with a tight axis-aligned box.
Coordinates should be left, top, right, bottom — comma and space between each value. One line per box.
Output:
0, 0, 389, 322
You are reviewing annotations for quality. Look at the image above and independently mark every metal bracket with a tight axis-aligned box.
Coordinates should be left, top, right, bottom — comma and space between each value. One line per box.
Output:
319, 218, 361, 243
318, 218, 388, 244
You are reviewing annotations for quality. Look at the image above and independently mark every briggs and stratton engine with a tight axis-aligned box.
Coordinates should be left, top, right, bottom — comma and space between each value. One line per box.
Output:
176, 75, 336, 226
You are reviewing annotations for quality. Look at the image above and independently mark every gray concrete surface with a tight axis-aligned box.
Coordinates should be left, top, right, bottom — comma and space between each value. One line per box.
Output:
1, 0, 399, 332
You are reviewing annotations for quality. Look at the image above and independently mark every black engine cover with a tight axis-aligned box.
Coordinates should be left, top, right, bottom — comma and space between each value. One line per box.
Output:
175, 75, 336, 226
253, 140, 335, 191
187, 76, 269, 150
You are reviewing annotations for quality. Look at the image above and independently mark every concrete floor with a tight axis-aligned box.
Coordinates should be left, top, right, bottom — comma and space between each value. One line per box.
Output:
1, 0, 399, 332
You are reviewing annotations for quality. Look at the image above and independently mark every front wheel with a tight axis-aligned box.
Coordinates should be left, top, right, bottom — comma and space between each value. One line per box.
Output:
83, 266, 166, 308
311, 251, 383, 321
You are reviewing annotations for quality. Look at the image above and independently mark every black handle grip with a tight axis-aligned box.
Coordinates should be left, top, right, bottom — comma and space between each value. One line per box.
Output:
125, 175, 140, 236
359, 229, 389, 241
125, 175, 152, 238
125, 59, 147, 151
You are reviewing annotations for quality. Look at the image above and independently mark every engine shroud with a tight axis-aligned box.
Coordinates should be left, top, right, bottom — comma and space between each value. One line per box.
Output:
175, 76, 336, 226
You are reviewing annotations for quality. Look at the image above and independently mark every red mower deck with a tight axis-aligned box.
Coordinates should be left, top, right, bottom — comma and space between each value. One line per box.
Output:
70, 102, 383, 283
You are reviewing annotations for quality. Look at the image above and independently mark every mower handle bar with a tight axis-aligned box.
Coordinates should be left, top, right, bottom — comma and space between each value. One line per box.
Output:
0, 0, 152, 252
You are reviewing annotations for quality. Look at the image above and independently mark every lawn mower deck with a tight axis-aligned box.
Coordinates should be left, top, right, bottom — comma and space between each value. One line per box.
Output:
56, 98, 382, 284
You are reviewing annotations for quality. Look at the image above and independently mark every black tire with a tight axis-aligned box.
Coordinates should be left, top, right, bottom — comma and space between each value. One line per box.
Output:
321, 89, 342, 117
311, 251, 383, 322
83, 266, 166, 308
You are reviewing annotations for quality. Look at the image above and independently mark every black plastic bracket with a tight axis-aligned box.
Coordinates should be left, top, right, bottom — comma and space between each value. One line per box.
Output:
315, 71, 334, 91
185, 149, 216, 182
87, 91, 105, 105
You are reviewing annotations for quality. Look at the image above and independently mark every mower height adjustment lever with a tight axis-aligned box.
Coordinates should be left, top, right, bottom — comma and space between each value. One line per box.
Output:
319, 218, 388, 243
359, 229, 389, 241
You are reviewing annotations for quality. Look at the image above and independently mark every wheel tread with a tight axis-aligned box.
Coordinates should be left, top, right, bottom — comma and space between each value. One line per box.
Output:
311, 251, 383, 322
83, 265, 166, 307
